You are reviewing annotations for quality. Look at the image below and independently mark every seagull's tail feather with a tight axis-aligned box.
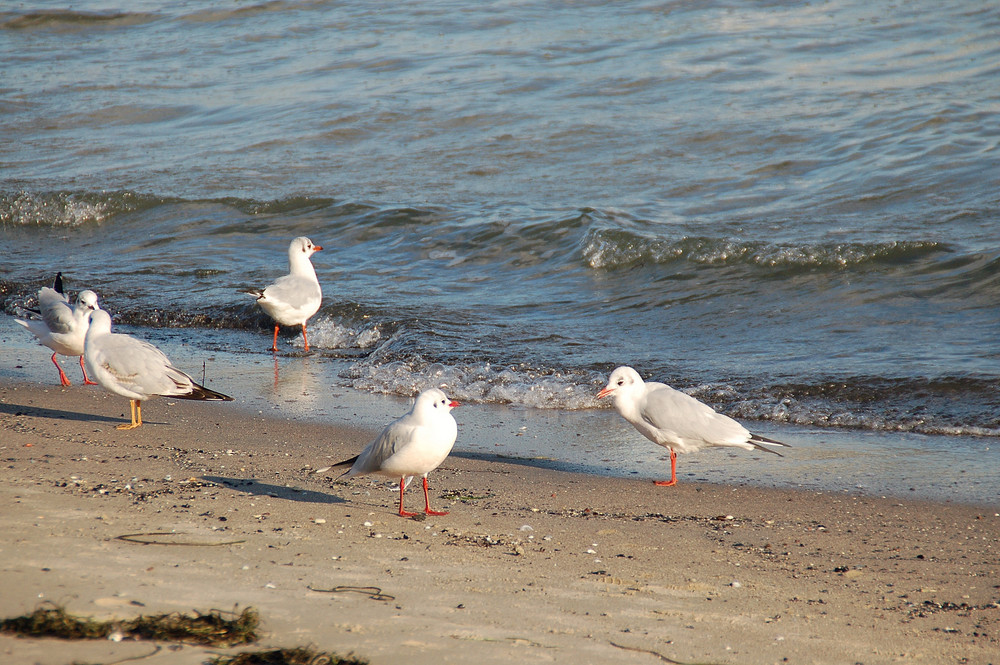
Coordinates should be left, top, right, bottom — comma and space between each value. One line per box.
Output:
749, 433, 789, 456
311, 455, 359, 477
178, 383, 234, 402
242, 288, 265, 300
334, 455, 360, 479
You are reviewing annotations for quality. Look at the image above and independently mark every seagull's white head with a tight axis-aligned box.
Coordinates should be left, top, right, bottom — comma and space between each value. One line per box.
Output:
77, 290, 100, 311
597, 366, 645, 401
290, 236, 323, 257
413, 388, 460, 420
87, 308, 114, 335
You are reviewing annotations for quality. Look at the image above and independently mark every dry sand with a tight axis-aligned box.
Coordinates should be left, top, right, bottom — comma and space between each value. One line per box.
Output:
1, 380, 997, 665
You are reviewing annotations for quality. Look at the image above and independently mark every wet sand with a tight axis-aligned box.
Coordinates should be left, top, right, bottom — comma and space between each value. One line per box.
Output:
1, 380, 998, 664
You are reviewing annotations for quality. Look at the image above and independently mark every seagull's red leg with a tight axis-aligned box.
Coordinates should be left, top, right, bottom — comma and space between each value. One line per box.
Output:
654, 449, 678, 487
51, 352, 71, 386
398, 477, 418, 517
423, 477, 449, 516
271, 325, 280, 352
301, 323, 310, 352
79, 356, 97, 385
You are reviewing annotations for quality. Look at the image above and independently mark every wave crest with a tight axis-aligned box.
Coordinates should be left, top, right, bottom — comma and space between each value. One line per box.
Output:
348, 360, 602, 410
0, 190, 163, 228
582, 229, 947, 271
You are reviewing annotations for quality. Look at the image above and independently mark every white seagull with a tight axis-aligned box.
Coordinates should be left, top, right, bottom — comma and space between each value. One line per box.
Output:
329, 388, 460, 517
597, 366, 789, 486
16, 280, 101, 387
248, 237, 323, 352
84, 309, 233, 429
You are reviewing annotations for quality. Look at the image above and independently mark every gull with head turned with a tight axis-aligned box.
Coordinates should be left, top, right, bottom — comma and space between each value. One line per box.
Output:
598, 366, 789, 486
16, 275, 101, 386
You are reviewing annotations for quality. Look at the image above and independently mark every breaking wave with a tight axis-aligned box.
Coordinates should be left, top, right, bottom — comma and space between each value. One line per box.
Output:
581, 228, 948, 272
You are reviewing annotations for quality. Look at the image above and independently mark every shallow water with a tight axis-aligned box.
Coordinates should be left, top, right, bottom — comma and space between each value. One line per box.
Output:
2, 1, 999, 503
4, 317, 997, 506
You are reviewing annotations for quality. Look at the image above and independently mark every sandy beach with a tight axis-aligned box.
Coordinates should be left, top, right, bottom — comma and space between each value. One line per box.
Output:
0, 380, 997, 665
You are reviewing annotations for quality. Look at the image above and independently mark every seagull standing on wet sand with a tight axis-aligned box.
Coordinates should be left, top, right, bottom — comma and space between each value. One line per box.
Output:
326, 388, 460, 517
15, 279, 101, 387
84, 309, 232, 429
247, 236, 323, 352
598, 366, 789, 486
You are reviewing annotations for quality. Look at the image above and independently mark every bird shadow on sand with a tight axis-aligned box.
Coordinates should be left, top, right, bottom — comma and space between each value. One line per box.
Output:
0, 401, 122, 424
449, 450, 618, 477
202, 475, 346, 505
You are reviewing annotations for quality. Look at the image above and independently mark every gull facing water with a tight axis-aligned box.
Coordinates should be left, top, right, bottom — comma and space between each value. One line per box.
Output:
328, 388, 460, 517
84, 309, 232, 429
598, 366, 788, 486
248, 236, 323, 352
15, 279, 101, 387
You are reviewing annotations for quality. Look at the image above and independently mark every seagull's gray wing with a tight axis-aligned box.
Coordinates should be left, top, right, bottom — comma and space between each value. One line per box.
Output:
262, 274, 321, 310
38, 288, 75, 334
348, 418, 418, 476
642, 384, 749, 446
92, 333, 193, 398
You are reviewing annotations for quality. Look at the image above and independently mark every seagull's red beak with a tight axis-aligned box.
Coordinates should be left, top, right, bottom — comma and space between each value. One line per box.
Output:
596, 387, 614, 399
449, 400, 460, 407
313, 245, 324, 251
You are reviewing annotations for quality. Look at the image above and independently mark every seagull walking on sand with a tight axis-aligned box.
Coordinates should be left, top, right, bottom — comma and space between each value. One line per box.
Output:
598, 366, 789, 486
247, 237, 323, 352
15, 277, 101, 386
327, 388, 460, 517
84, 309, 232, 429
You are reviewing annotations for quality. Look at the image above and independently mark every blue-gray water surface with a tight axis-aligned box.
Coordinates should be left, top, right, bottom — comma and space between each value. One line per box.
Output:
2, 1, 999, 502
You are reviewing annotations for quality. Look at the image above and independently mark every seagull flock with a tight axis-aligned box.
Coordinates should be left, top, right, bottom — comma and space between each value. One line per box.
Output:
14, 237, 788, 516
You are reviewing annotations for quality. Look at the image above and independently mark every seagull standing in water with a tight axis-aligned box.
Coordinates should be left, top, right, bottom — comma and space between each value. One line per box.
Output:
248, 237, 323, 352
16, 278, 101, 386
84, 309, 232, 429
328, 388, 460, 517
598, 366, 788, 486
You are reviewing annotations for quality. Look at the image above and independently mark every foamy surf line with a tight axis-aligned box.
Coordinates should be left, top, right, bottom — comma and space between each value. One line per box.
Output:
2, 315, 997, 506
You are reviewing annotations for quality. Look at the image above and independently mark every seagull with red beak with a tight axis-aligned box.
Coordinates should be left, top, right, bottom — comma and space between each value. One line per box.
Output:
248, 236, 323, 352
330, 388, 461, 517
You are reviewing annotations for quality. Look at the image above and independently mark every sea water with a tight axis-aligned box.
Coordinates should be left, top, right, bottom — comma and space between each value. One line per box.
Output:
2, 1, 998, 504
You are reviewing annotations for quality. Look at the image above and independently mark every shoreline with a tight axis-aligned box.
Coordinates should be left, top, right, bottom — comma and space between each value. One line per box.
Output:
1, 379, 998, 664
3, 313, 998, 507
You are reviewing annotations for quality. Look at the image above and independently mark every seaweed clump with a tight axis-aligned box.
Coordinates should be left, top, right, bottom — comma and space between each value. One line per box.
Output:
0, 603, 259, 646
210, 647, 368, 665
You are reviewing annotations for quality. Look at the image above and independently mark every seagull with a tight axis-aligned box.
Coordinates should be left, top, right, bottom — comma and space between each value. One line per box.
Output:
326, 388, 460, 517
84, 309, 233, 429
15, 278, 101, 387
247, 237, 323, 352
597, 366, 789, 486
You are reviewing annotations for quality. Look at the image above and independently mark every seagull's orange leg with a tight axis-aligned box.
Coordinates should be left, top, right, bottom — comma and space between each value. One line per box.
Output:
116, 399, 143, 430
51, 352, 71, 386
654, 449, 678, 487
398, 477, 418, 517
79, 356, 97, 385
271, 325, 280, 352
301, 323, 310, 352
423, 477, 448, 516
